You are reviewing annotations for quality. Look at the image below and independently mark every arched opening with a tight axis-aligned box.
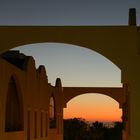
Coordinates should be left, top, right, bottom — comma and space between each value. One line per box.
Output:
49, 95, 56, 129
11, 42, 123, 138
64, 93, 123, 140
64, 93, 122, 122
5, 76, 23, 132
12, 42, 121, 87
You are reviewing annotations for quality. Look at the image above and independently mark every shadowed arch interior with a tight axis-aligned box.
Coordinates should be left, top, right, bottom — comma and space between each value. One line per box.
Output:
5, 76, 23, 132
49, 95, 56, 129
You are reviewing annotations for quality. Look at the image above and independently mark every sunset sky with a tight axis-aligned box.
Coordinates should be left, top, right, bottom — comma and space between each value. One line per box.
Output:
13, 43, 122, 122
1, 0, 140, 122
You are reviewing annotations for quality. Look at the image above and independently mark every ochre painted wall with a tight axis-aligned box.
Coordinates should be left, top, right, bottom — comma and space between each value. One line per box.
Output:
0, 53, 63, 140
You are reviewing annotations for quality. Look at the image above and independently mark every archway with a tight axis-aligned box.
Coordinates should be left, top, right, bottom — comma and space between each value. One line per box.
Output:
64, 93, 123, 140
5, 76, 24, 132
12, 43, 121, 87
0, 26, 134, 70
11, 43, 126, 138
64, 93, 122, 122
49, 95, 56, 129
0, 18, 139, 139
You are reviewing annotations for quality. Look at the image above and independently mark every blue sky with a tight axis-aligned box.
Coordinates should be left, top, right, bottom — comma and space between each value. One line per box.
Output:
0, 0, 140, 25
13, 43, 121, 87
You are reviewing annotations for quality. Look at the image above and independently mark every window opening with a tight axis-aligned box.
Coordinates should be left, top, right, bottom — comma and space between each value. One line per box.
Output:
5, 77, 23, 132
49, 96, 56, 128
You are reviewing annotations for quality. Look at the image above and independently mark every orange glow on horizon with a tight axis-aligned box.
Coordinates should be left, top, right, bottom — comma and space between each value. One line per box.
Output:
64, 94, 122, 122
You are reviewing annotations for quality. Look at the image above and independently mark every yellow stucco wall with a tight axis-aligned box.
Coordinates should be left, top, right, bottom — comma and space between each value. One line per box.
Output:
0, 54, 63, 140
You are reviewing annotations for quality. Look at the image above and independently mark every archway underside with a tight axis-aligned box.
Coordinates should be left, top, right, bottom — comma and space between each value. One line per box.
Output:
0, 26, 137, 70
63, 84, 127, 108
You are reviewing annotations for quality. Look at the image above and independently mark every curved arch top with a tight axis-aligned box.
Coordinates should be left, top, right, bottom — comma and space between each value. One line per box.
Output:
5, 76, 24, 131
0, 26, 138, 69
62, 85, 127, 108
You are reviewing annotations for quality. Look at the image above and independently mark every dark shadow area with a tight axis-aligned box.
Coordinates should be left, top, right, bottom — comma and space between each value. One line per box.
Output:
5, 76, 23, 132
64, 118, 122, 140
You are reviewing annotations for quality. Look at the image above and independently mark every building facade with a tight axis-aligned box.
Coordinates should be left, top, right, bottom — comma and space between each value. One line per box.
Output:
0, 51, 63, 140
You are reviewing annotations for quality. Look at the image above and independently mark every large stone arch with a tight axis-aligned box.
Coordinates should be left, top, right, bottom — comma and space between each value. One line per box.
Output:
0, 25, 137, 70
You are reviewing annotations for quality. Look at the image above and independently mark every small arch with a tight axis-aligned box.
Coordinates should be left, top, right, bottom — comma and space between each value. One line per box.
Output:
49, 95, 56, 128
64, 93, 122, 122
55, 78, 62, 88
5, 76, 24, 132
62, 86, 125, 109
67, 92, 119, 105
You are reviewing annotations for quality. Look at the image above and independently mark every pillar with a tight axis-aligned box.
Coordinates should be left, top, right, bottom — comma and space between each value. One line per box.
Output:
129, 8, 137, 26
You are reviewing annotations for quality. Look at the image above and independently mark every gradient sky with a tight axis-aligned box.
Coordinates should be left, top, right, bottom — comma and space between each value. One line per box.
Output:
1, 0, 140, 122
0, 0, 140, 25
13, 43, 122, 122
